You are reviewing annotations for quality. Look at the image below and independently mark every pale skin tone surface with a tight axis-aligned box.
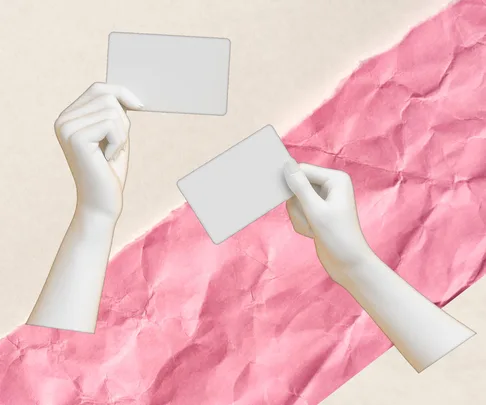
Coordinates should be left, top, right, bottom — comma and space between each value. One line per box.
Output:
27, 83, 474, 373
27, 83, 143, 333
283, 160, 475, 372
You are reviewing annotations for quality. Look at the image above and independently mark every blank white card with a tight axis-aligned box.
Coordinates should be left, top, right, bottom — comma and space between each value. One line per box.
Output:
178, 125, 293, 244
106, 32, 231, 115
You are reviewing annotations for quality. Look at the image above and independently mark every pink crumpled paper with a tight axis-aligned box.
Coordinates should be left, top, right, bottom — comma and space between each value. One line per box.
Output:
2, 0, 486, 403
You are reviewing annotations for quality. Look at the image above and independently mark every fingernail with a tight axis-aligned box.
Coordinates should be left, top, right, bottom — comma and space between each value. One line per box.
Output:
284, 159, 300, 175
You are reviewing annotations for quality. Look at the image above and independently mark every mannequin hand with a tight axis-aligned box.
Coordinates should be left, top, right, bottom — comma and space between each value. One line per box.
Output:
54, 83, 143, 220
283, 160, 373, 285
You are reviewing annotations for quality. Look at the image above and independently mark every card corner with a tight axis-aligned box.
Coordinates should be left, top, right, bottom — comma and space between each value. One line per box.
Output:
108, 31, 121, 40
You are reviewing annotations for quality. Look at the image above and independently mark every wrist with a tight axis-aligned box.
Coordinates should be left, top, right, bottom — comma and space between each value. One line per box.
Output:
334, 249, 381, 290
74, 204, 119, 231
352, 248, 381, 270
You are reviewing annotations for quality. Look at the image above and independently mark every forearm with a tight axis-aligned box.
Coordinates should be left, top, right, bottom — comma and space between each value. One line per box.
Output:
339, 253, 475, 372
27, 206, 117, 333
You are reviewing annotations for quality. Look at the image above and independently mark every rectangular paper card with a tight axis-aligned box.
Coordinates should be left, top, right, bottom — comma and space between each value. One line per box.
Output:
178, 125, 293, 244
106, 32, 231, 115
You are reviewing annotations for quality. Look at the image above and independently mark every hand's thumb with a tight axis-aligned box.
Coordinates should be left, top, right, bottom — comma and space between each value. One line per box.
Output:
284, 159, 323, 212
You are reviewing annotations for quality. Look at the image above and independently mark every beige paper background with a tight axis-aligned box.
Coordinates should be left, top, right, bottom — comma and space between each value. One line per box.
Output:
4, 0, 483, 403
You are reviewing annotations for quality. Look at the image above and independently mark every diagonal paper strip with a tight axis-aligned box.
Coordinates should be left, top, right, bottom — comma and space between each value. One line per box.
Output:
1, 0, 486, 403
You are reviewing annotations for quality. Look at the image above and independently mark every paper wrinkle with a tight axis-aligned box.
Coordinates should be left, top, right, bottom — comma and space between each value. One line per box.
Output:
2, 0, 486, 403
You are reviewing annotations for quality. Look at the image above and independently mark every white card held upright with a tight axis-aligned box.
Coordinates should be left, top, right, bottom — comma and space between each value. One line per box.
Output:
178, 125, 293, 244
106, 32, 231, 115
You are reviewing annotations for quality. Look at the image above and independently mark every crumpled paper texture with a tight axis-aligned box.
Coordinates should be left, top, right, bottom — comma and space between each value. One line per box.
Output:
1, 0, 485, 403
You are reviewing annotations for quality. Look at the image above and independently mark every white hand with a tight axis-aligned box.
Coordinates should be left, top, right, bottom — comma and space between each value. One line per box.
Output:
27, 83, 143, 332
283, 159, 475, 372
54, 82, 143, 219
283, 159, 373, 284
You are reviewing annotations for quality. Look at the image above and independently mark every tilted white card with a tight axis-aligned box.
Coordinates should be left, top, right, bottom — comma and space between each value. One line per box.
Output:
177, 125, 293, 244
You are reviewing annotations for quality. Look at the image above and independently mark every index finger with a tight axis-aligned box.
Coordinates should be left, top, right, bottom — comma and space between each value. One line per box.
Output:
64, 82, 144, 113
300, 163, 354, 204
299, 164, 347, 187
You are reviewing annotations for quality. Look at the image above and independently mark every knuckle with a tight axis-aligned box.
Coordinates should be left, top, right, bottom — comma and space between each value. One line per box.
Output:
90, 82, 105, 92
69, 131, 84, 148
101, 118, 115, 131
104, 108, 119, 120
99, 93, 117, 106
113, 110, 130, 130
107, 120, 119, 134
58, 121, 75, 139
337, 170, 351, 183
54, 116, 64, 132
